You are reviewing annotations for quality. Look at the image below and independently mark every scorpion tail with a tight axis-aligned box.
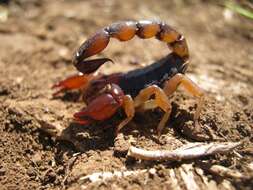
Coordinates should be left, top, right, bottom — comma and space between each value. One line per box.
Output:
75, 58, 113, 74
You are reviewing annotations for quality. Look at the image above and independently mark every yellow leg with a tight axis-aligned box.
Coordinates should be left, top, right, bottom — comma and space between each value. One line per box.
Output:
134, 85, 172, 136
116, 95, 135, 134
163, 73, 205, 122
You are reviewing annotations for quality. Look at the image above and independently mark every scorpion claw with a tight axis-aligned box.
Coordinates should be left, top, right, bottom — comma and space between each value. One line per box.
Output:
52, 73, 97, 97
73, 84, 125, 125
75, 58, 113, 74
52, 88, 66, 97
73, 111, 92, 125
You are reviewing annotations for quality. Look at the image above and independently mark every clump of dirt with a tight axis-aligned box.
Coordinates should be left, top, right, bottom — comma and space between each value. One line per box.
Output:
0, 0, 252, 189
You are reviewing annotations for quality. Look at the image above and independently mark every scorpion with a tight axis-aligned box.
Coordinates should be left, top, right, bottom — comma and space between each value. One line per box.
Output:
53, 20, 205, 136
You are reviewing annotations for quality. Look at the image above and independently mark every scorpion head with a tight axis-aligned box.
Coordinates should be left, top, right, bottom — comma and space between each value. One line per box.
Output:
83, 73, 123, 103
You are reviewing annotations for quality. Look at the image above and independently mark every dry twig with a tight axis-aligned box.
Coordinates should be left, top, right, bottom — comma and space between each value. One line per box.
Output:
61, 153, 80, 189
79, 169, 153, 183
127, 142, 241, 161
199, 163, 247, 180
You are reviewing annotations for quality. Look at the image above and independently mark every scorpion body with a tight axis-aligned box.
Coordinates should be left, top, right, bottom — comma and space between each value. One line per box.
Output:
119, 53, 187, 97
53, 20, 204, 135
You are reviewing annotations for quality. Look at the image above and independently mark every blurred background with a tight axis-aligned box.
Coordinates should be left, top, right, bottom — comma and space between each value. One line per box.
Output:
0, 0, 252, 189
0, 0, 252, 93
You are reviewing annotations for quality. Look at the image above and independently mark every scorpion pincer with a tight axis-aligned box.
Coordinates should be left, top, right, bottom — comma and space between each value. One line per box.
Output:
53, 20, 205, 136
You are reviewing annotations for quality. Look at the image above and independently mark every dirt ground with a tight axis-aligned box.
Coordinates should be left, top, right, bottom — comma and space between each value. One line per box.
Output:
0, 0, 252, 189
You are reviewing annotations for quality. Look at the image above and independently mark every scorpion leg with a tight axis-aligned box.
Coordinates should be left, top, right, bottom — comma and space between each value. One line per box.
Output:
134, 85, 172, 136
116, 95, 135, 134
163, 73, 205, 125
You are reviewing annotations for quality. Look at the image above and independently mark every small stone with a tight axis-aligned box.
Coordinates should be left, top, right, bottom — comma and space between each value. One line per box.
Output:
56, 166, 64, 175
43, 169, 56, 183
149, 168, 156, 177
0, 168, 6, 176
114, 133, 130, 153
32, 152, 42, 164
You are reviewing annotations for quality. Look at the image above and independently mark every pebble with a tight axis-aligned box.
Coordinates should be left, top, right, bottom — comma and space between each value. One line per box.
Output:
0, 168, 6, 176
